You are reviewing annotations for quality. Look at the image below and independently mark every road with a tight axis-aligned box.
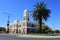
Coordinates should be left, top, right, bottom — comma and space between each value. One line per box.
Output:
0, 34, 60, 40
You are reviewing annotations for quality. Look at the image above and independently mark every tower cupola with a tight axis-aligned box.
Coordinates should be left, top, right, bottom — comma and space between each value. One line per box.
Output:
23, 9, 29, 21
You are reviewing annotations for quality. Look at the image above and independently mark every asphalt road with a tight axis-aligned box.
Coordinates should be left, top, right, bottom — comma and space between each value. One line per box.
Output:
0, 34, 60, 40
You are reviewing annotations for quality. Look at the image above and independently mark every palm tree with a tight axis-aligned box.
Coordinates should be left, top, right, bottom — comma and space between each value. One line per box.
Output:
32, 2, 51, 33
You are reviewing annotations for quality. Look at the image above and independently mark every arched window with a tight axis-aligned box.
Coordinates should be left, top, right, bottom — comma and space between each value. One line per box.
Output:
20, 25, 21, 27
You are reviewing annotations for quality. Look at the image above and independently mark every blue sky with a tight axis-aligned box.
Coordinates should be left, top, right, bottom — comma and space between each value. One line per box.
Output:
0, 0, 60, 30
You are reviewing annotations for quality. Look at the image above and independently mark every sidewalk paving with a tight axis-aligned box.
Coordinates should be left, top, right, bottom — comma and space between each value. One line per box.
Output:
0, 33, 60, 38
16, 34, 60, 38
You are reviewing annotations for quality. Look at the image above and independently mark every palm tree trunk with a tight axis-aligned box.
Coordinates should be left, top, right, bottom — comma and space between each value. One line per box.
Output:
39, 17, 42, 33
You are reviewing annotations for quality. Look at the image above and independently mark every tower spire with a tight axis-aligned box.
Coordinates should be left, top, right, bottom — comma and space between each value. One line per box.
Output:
7, 14, 10, 33
7, 15, 9, 26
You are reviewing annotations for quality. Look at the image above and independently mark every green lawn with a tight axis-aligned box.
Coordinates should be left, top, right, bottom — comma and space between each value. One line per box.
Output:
27, 33, 57, 36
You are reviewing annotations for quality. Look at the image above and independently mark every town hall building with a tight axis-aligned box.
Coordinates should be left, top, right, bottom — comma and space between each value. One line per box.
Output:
8, 9, 38, 34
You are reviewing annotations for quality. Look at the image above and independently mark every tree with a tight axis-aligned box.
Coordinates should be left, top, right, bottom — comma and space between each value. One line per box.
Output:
42, 25, 52, 33
55, 30, 60, 33
0, 27, 6, 33
32, 2, 51, 33
1, 27, 6, 31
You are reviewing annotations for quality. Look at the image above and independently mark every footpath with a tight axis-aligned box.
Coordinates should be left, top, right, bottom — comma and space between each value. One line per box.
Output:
0, 33, 60, 38
16, 34, 60, 38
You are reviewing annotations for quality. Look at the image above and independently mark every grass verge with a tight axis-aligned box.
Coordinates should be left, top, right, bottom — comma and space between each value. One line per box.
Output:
27, 33, 57, 36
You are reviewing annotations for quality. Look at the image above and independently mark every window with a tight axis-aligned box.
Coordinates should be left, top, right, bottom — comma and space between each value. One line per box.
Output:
32, 24, 35, 27
27, 23, 35, 27
23, 17, 25, 20
20, 25, 21, 27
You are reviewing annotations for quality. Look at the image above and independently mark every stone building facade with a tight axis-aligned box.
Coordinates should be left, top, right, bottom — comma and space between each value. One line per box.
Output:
8, 9, 38, 34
